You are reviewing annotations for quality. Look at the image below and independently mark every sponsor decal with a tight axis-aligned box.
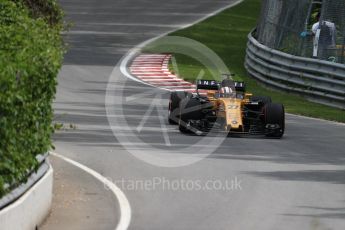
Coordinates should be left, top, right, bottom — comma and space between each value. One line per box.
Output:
228, 105, 239, 109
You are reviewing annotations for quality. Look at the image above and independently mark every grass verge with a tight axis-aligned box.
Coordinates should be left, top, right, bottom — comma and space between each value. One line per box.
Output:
143, 0, 345, 123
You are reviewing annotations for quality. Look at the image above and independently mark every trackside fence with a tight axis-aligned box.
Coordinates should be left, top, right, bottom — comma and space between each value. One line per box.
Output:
245, 31, 345, 109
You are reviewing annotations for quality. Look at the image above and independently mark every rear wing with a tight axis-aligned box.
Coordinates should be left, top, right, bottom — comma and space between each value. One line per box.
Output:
196, 80, 220, 90
197, 80, 246, 92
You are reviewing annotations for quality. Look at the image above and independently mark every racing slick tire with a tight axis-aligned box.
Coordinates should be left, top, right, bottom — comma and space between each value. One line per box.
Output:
168, 91, 189, 125
264, 103, 285, 138
178, 97, 203, 133
251, 96, 272, 105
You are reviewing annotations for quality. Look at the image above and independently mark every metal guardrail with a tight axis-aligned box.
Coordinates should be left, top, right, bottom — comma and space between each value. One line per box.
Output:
0, 153, 50, 210
245, 31, 345, 109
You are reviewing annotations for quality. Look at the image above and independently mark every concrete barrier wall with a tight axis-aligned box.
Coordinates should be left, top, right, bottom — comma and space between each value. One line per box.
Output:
0, 165, 53, 230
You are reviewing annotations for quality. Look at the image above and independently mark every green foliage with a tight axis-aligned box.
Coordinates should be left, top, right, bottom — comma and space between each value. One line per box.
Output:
0, 0, 64, 197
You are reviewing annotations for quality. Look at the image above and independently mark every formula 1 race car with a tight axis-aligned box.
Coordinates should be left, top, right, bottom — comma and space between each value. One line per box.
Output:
168, 78, 285, 138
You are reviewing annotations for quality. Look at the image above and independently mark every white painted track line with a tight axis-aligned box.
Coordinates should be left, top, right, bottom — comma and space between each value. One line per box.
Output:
50, 152, 132, 230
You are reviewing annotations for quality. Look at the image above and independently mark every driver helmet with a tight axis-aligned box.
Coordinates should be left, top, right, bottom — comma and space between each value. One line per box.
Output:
220, 86, 235, 98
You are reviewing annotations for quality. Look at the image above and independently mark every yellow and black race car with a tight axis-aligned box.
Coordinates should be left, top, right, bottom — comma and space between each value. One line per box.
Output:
168, 79, 285, 138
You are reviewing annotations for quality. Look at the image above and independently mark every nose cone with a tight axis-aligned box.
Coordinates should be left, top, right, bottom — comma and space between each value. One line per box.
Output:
223, 99, 243, 130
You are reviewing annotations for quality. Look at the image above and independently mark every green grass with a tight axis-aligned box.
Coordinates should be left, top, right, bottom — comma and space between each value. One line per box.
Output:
143, 0, 345, 123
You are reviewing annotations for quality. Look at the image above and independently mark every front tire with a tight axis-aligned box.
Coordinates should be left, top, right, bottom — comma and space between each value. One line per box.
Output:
178, 97, 204, 133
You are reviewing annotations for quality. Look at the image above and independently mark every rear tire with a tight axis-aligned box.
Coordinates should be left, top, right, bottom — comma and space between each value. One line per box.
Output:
252, 96, 272, 105
168, 91, 188, 125
264, 103, 285, 138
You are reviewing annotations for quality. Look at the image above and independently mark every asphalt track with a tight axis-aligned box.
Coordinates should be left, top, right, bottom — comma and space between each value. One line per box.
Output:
55, 0, 345, 229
